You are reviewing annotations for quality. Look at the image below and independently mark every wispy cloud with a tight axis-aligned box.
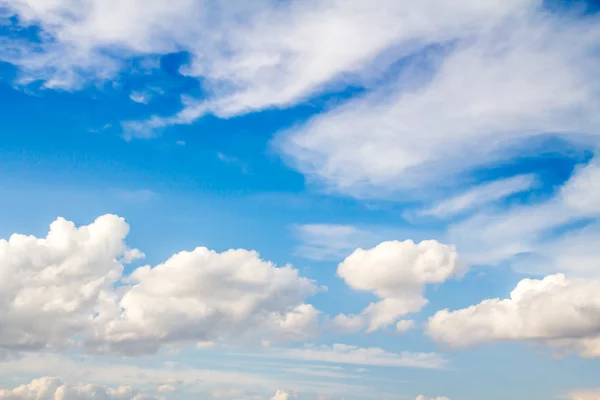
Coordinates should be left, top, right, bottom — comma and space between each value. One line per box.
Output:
245, 343, 447, 369
293, 224, 380, 261
217, 152, 248, 174
417, 174, 537, 219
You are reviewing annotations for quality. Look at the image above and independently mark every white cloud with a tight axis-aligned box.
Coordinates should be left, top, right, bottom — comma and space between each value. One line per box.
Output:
4, 1, 539, 134
0, 353, 371, 399
415, 396, 450, 400
417, 174, 536, 218
259, 343, 447, 369
0, 214, 142, 352
328, 314, 365, 335
129, 91, 151, 104
217, 152, 248, 174
211, 389, 248, 399
0, 215, 322, 356
569, 389, 600, 400
447, 159, 600, 276
269, 391, 290, 400
426, 273, 600, 357
293, 224, 379, 261
335, 240, 463, 332
395, 320, 416, 334
276, 9, 600, 197
0, 377, 159, 400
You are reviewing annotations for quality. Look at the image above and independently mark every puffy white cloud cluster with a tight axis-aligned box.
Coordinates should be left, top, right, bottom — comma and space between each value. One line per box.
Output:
0, 377, 294, 400
0, 214, 141, 352
269, 391, 290, 400
0, 215, 321, 355
334, 240, 462, 333
0, 377, 158, 400
427, 274, 600, 357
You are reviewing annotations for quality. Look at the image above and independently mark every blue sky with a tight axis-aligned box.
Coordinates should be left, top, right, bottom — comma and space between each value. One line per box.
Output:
1, 1, 600, 400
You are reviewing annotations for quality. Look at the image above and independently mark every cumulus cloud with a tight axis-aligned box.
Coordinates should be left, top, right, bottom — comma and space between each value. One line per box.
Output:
0, 377, 158, 400
0, 214, 142, 352
269, 391, 290, 400
0, 215, 322, 356
334, 240, 462, 333
427, 274, 600, 357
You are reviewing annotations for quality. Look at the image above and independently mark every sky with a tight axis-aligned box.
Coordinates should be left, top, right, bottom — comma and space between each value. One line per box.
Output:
0, 1, 600, 399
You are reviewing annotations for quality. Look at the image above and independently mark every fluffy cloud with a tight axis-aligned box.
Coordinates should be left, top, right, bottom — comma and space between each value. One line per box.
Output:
269, 391, 290, 400
334, 240, 462, 332
0, 377, 158, 400
427, 274, 600, 357
0, 378, 292, 400
0, 215, 322, 355
88, 247, 321, 355
395, 319, 416, 334
0, 214, 142, 352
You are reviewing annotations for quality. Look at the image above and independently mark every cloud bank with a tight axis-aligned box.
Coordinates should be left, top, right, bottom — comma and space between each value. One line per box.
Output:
0, 214, 322, 355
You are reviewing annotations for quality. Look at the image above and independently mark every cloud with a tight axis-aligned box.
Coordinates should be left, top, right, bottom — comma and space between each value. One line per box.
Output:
426, 273, 600, 357
415, 396, 450, 400
211, 389, 248, 399
89, 245, 323, 354
395, 319, 416, 334
569, 389, 600, 400
129, 91, 151, 104
446, 159, 600, 276
0, 377, 159, 400
269, 391, 290, 400
5, 1, 540, 133
217, 152, 248, 174
0, 376, 295, 400
275, 8, 600, 197
258, 343, 447, 369
417, 174, 536, 218
334, 240, 463, 333
0, 214, 143, 352
293, 224, 380, 261
0, 214, 323, 356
